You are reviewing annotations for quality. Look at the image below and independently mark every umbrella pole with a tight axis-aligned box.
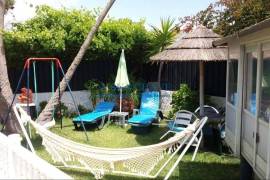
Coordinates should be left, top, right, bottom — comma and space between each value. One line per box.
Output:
120, 88, 122, 112
199, 61, 205, 116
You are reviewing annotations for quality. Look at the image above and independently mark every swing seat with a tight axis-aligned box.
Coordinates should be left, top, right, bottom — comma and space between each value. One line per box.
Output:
73, 102, 115, 128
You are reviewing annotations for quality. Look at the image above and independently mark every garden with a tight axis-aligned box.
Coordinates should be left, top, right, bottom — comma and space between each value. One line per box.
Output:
1, 0, 270, 179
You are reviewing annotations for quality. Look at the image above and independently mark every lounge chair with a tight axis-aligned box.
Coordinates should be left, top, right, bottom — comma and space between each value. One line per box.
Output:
73, 102, 115, 129
128, 91, 160, 127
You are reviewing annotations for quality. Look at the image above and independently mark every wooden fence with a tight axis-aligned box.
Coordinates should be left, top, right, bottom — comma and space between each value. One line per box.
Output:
8, 60, 226, 97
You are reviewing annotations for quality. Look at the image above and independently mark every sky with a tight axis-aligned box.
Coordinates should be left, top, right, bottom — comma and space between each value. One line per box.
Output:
5, 0, 216, 29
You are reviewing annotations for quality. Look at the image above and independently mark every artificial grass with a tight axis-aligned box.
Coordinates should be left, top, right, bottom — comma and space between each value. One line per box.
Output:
31, 118, 240, 180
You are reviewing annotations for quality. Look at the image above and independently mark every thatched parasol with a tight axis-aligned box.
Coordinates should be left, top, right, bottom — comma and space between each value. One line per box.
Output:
150, 25, 227, 116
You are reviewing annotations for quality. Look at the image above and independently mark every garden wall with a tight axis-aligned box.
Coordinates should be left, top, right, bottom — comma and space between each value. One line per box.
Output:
15, 91, 92, 112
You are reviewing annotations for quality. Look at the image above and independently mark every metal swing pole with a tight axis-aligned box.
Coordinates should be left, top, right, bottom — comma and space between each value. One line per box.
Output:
51, 62, 56, 121
56, 65, 62, 129
33, 61, 39, 119
26, 62, 32, 148
58, 64, 89, 141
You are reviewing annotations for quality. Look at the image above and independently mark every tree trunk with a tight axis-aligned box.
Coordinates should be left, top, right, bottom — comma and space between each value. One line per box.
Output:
37, 0, 116, 124
157, 62, 164, 90
0, 0, 20, 134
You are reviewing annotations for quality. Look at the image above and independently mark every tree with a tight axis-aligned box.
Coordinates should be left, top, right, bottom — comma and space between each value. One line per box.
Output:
4, 6, 151, 68
0, 0, 20, 134
178, 0, 270, 36
37, 0, 116, 124
216, 0, 270, 36
149, 17, 177, 89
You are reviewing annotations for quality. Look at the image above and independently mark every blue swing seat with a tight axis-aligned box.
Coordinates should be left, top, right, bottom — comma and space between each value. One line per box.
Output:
73, 102, 115, 124
128, 91, 160, 127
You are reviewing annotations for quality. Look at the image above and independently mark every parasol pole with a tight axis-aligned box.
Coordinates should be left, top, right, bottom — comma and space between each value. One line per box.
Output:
199, 61, 205, 116
120, 87, 122, 112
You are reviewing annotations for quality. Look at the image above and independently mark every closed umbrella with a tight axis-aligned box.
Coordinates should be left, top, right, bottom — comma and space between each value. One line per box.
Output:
115, 49, 130, 112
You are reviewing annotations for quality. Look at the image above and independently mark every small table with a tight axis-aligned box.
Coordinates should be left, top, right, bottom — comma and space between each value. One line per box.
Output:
108, 111, 129, 127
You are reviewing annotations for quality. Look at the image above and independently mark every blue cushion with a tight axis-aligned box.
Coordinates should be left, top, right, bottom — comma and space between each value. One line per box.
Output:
128, 114, 156, 126
139, 91, 159, 116
73, 111, 110, 123
94, 102, 115, 112
128, 91, 159, 126
73, 102, 114, 123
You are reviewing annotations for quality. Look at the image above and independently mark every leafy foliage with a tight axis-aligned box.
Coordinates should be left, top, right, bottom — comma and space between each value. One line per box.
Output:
4, 5, 152, 67
168, 84, 198, 118
149, 17, 177, 56
84, 79, 100, 107
5, 0, 15, 10
178, 0, 270, 36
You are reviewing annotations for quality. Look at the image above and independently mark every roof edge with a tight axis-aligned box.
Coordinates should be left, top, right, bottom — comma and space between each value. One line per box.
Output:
214, 18, 270, 46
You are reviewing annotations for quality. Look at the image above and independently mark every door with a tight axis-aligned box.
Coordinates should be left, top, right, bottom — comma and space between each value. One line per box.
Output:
225, 50, 239, 154
255, 44, 270, 178
241, 43, 270, 179
241, 46, 258, 165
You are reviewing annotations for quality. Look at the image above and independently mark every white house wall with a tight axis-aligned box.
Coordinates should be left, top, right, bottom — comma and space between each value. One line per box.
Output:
226, 40, 242, 155
225, 26, 270, 179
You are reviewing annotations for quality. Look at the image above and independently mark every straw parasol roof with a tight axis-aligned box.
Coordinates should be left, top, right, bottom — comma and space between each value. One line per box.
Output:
150, 25, 227, 62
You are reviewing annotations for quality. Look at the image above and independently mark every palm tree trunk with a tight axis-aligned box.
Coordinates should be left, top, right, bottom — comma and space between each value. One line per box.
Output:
0, 0, 20, 134
157, 62, 164, 89
37, 0, 116, 124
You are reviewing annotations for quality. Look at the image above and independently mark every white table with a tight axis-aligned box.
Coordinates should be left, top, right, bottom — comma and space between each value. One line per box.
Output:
108, 111, 129, 127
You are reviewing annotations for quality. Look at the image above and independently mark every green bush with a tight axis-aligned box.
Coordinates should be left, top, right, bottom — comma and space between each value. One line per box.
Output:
169, 84, 198, 118
84, 79, 100, 106
54, 102, 69, 119
77, 104, 90, 114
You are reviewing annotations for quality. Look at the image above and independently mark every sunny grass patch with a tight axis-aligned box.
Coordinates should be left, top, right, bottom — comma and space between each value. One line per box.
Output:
32, 118, 240, 180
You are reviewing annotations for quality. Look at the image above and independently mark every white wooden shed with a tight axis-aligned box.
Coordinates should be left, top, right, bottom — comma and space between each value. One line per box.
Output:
214, 19, 270, 179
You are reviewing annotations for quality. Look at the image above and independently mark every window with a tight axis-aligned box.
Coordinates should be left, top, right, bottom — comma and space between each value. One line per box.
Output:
228, 60, 238, 106
259, 50, 270, 122
245, 52, 257, 115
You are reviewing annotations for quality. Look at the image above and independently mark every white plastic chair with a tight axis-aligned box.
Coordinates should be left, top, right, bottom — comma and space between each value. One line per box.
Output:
194, 105, 220, 117
160, 110, 202, 161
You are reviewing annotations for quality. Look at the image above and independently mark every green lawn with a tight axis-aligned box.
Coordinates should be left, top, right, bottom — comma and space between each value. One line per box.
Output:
30, 118, 240, 180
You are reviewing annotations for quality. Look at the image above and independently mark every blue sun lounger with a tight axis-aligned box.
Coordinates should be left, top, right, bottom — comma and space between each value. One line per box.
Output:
128, 91, 160, 127
73, 102, 115, 129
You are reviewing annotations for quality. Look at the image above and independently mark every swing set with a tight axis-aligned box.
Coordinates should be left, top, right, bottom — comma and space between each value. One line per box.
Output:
1, 57, 89, 140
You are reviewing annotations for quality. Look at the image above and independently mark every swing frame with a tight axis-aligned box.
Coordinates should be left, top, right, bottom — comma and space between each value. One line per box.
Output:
1, 57, 89, 141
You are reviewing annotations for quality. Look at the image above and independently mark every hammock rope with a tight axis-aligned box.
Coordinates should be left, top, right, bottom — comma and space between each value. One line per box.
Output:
14, 104, 207, 179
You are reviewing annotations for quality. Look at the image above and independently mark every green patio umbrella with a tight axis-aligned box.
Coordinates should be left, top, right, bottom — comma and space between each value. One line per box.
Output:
115, 49, 130, 112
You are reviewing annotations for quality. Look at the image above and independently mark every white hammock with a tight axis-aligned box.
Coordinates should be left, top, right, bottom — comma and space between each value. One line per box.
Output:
14, 104, 207, 179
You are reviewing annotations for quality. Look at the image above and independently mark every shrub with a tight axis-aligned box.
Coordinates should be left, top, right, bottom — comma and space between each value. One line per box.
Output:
54, 102, 69, 119
77, 104, 90, 114
169, 84, 198, 118
39, 101, 48, 114
84, 79, 100, 106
